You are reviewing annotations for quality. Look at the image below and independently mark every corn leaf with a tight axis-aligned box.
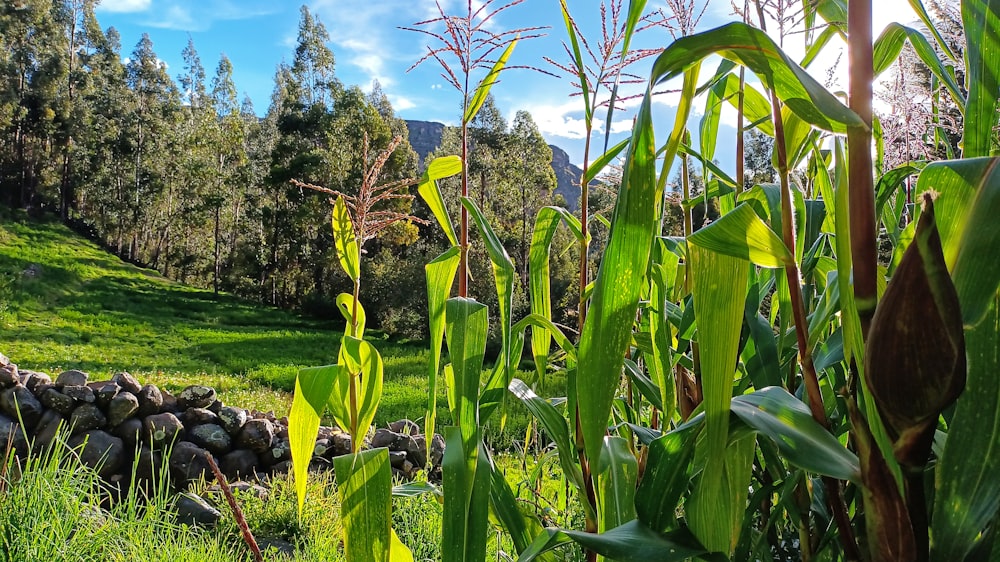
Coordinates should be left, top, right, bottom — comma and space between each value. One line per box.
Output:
529, 207, 580, 379
425, 247, 460, 467
586, 138, 632, 185
442, 427, 491, 562
332, 196, 360, 282
464, 40, 517, 124
634, 423, 699, 533
333, 449, 397, 562
340, 337, 384, 453
961, 0, 1000, 158
595, 436, 638, 536
731, 387, 860, 482
289, 364, 338, 515
418, 156, 462, 246
509, 378, 586, 493
516, 520, 725, 562
336, 293, 367, 338
873, 23, 965, 111
649, 22, 864, 134
689, 203, 792, 268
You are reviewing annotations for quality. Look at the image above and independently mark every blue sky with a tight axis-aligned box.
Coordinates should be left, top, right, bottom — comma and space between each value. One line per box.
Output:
96, 0, 918, 171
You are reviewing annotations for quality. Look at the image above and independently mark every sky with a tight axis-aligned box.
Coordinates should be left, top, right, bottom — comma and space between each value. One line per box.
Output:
95, 0, 925, 171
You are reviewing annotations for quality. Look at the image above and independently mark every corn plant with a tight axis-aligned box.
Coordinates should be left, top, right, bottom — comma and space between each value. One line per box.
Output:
287, 134, 424, 562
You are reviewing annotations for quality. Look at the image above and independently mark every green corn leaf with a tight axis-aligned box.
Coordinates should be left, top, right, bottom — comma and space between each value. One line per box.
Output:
332, 196, 360, 282
731, 387, 860, 482
596, 436, 638, 543
688, 203, 792, 267
425, 247, 460, 467
445, 297, 488, 449
509, 378, 586, 493
962, 0, 1000, 157
339, 337, 384, 453
289, 364, 338, 515
337, 293, 367, 338
635, 424, 699, 533
687, 432, 756, 556
801, 24, 840, 68
873, 23, 965, 111
517, 520, 725, 562
700, 76, 723, 164
529, 207, 573, 379
678, 143, 738, 188
649, 244, 680, 420
512, 314, 578, 365
442, 427, 491, 562
650, 22, 863, 134
461, 198, 515, 423
932, 297, 1000, 561
488, 450, 554, 560
907, 0, 958, 60
624, 358, 663, 413
686, 244, 748, 551
334, 449, 400, 562
586, 138, 632, 185
913, 158, 1000, 325
465, 40, 517, 124
418, 156, 462, 246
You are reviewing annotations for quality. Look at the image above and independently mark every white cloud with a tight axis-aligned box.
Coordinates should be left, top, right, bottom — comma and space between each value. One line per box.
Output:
147, 5, 196, 31
97, 0, 150, 13
389, 94, 416, 111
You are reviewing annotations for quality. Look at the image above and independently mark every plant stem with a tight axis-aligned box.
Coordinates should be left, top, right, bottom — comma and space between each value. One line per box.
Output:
574, 408, 599, 562
205, 454, 265, 562
848, 0, 877, 338
349, 277, 360, 451
459, 95, 470, 299
577, 137, 592, 333
771, 89, 862, 562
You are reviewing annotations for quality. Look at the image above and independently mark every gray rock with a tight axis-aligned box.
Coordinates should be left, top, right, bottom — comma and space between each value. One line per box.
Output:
161, 389, 179, 413
70, 403, 106, 433
143, 412, 183, 448
20, 371, 51, 393
91, 382, 120, 409
407, 435, 428, 468
208, 400, 223, 414
206, 481, 269, 500
68, 430, 124, 479
330, 431, 353, 456
220, 449, 258, 479
401, 460, 415, 476
136, 384, 163, 417
371, 428, 403, 450
389, 419, 420, 436
169, 441, 212, 483
112, 372, 142, 394
313, 438, 331, 458
270, 460, 292, 474
182, 407, 218, 426
218, 406, 247, 435
0, 365, 18, 388
133, 446, 163, 482
177, 385, 216, 409
188, 423, 231, 456
32, 409, 65, 454
431, 434, 445, 466
175, 492, 221, 528
236, 419, 274, 453
107, 392, 140, 427
40, 388, 76, 415
62, 385, 95, 404
0, 352, 8, 366
389, 450, 408, 469
1, 385, 43, 428
257, 537, 296, 560
264, 437, 291, 465
56, 370, 88, 387
0, 413, 28, 457
114, 417, 143, 449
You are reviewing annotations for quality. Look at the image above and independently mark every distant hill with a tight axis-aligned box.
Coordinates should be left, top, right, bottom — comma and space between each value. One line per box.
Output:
405, 120, 582, 210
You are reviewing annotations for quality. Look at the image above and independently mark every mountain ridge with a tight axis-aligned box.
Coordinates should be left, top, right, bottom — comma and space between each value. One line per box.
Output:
405, 119, 582, 210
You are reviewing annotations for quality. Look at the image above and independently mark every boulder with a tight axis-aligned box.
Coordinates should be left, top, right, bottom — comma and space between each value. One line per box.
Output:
136, 384, 163, 417
0, 364, 18, 388
91, 381, 120, 409
70, 403, 106, 434
168, 441, 212, 483
182, 407, 218, 427
1, 385, 43, 428
107, 392, 140, 427
218, 406, 247, 435
177, 385, 216, 409
68, 430, 124, 479
220, 449, 258, 480
175, 492, 221, 528
114, 417, 143, 449
0, 413, 28, 457
112, 372, 142, 394
143, 412, 183, 448
40, 388, 76, 416
55, 369, 88, 387
236, 419, 274, 454
62, 385, 95, 404
188, 424, 231, 456
389, 419, 420, 436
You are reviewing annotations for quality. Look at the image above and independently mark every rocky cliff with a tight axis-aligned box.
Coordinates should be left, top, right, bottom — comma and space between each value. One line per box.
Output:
405, 119, 582, 211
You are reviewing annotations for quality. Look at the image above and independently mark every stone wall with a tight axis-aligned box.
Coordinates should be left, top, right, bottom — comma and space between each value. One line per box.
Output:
0, 351, 444, 497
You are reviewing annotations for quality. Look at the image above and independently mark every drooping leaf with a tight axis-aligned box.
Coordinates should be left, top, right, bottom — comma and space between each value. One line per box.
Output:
334, 449, 399, 562
711, 72, 774, 137
650, 22, 864, 133
425, 247, 461, 467
509, 378, 586, 493
462, 198, 515, 423
688, 203, 792, 268
517, 520, 726, 562
418, 156, 462, 246
731, 387, 860, 482
289, 364, 338, 515
488, 450, 551, 559
873, 23, 965, 111
337, 293, 367, 338
648, 243, 680, 420
332, 196, 360, 282
340, 337, 385, 453
529, 207, 582, 380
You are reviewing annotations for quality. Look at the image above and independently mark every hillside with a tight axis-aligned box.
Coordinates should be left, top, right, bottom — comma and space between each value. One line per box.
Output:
405, 119, 583, 210
0, 209, 431, 423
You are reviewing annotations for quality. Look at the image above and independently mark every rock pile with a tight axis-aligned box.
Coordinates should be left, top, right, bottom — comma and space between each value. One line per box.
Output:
0, 351, 445, 499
